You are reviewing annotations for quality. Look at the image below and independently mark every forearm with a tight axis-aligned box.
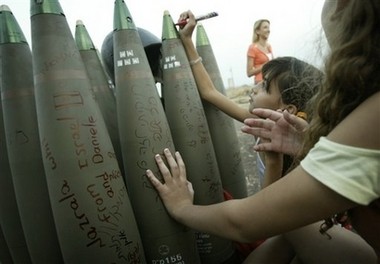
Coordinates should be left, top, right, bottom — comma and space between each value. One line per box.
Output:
174, 169, 356, 244
247, 63, 262, 77
181, 37, 198, 60
182, 37, 254, 122
181, 38, 215, 99
174, 200, 251, 242
261, 153, 283, 188
149, 149, 357, 246
252, 65, 262, 76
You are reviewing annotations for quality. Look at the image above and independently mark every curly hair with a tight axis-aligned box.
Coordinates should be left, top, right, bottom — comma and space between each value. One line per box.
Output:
301, 0, 380, 158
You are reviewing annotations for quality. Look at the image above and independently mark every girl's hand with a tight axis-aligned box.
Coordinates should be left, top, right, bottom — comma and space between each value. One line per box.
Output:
177, 10, 196, 41
146, 149, 194, 220
242, 109, 308, 156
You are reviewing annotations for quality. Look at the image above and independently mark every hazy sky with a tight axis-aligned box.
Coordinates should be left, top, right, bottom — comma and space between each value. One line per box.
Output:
4, 0, 327, 87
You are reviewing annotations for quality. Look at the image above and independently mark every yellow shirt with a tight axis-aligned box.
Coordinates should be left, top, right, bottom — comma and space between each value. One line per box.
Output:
301, 137, 380, 205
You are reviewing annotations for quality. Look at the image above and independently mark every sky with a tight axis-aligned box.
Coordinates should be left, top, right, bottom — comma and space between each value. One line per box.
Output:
3, 0, 328, 87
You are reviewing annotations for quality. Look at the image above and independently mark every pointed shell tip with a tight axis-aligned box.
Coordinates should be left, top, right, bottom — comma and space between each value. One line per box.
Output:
0, 5, 11, 12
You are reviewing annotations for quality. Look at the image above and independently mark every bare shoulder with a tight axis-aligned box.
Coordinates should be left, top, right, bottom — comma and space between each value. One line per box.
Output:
328, 92, 380, 149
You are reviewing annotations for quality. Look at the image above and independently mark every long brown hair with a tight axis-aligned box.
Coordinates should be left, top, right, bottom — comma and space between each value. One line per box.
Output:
300, 0, 380, 239
301, 0, 380, 158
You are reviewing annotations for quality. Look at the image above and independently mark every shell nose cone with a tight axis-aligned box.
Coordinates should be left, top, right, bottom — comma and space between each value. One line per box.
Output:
113, 0, 136, 30
0, 4, 27, 44
162, 10, 179, 40
0, 5, 11, 12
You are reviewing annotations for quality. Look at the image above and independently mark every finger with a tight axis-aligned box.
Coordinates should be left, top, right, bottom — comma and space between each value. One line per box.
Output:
154, 152, 172, 183
241, 125, 271, 139
177, 12, 189, 30
183, 12, 196, 29
240, 118, 276, 133
244, 117, 275, 131
146, 169, 165, 191
163, 148, 180, 178
251, 108, 283, 121
283, 110, 297, 124
178, 11, 196, 27
187, 10, 195, 21
186, 180, 194, 197
283, 110, 309, 131
178, 12, 189, 22
174, 151, 187, 181
241, 126, 272, 140
243, 117, 257, 125
253, 142, 273, 152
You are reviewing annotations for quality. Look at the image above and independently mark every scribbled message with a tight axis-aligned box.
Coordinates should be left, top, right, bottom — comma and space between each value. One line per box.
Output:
59, 179, 105, 248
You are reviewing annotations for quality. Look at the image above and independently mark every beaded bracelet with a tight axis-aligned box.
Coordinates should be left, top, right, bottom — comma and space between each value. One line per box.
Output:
189, 57, 202, 66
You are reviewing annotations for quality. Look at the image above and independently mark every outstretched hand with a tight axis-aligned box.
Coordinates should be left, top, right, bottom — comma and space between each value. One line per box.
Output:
242, 109, 309, 156
146, 149, 194, 220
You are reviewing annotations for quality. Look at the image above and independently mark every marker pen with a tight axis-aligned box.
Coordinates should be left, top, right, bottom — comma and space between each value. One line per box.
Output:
175, 12, 218, 26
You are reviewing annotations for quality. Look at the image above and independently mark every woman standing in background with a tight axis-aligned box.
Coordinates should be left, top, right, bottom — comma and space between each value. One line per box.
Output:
246, 19, 273, 84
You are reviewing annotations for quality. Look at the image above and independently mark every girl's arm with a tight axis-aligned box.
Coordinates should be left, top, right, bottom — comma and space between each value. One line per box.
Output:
178, 11, 255, 123
146, 92, 379, 243
147, 150, 355, 242
246, 54, 262, 78
261, 151, 283, 188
